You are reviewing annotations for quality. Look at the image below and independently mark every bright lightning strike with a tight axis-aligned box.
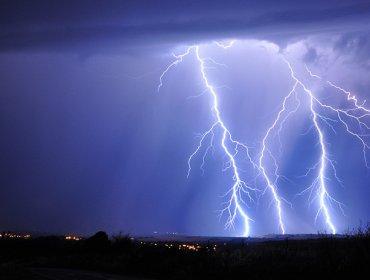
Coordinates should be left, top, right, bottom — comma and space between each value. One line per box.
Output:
257, 82, 299, 235
157, 40, 370, 236
283, 60, 370, 234
158, 42, 259, 237
284, 60, 337, 233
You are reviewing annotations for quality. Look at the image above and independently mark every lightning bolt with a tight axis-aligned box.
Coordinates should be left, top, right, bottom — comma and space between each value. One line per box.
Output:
257, 82, 299, 235
158, 42, 259, 237
283, 60, 370, 234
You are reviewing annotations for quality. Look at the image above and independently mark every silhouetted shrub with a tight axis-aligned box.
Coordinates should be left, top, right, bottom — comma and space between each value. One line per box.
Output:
111, 233, 132, 252
84, 231, 110, 252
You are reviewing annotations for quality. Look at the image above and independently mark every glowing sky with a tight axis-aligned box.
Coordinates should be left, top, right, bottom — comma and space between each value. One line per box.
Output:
1, 0, 370, 236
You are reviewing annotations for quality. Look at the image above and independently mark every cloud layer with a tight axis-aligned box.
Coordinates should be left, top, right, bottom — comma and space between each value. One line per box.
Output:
1, 0, 370, 52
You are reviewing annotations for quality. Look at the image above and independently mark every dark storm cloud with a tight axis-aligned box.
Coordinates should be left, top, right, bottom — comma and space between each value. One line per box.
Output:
333, 32, 370, 67
1, 0, 370, 53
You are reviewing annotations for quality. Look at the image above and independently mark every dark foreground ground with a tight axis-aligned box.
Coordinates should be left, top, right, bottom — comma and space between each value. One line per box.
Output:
1, 230, 370, 279
2, 267, 149, 280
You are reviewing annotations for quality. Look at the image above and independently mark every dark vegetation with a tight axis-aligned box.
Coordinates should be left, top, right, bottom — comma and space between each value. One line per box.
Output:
1, 227, 370, 279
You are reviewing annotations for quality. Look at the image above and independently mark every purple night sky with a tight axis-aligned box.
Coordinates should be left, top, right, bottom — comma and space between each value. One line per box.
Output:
1, 0, 370, 237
